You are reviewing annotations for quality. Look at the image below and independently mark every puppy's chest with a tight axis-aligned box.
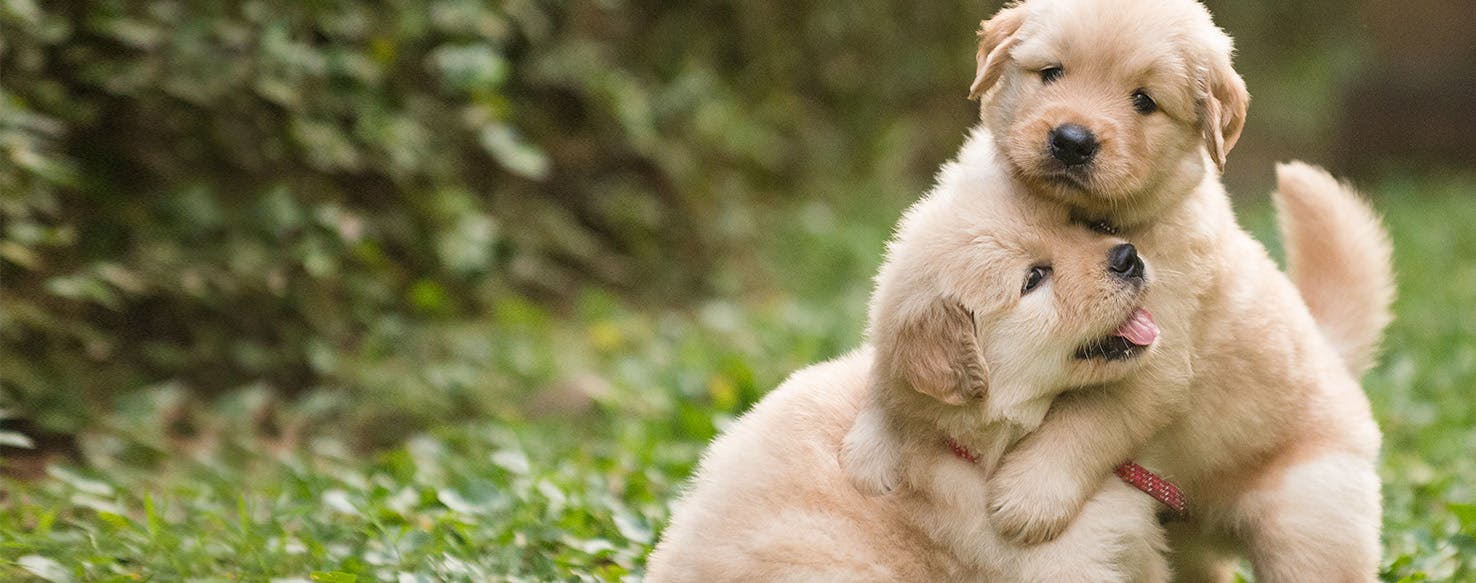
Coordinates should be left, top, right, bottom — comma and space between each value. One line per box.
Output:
1072, 214, 1215, 287
1115, 223, 1214, 410
1124, 223, 1216, 295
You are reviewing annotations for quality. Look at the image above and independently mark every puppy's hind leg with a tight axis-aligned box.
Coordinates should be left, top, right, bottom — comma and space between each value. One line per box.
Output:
1236, 452, 1381, 583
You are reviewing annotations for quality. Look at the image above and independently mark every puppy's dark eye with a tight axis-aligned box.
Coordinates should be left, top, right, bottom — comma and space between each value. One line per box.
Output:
1087, 219, 1120, 236
1022, 266, 1051, 294
1131, 90, 1157, 114
1039, 66, 1063, 84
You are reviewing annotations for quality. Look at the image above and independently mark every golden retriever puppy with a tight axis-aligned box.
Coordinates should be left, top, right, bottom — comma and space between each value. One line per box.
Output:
966, 1, 1395, 580
645, 131, 1168, 582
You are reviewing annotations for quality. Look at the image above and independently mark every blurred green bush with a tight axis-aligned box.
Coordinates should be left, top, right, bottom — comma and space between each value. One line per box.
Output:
0, 0, 985, 434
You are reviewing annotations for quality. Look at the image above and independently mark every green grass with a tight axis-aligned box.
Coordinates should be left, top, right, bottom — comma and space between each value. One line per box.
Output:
3, 176, 1475, 581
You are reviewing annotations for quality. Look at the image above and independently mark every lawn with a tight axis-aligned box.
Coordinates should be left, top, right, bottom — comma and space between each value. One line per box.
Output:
3, 175, 1475, 582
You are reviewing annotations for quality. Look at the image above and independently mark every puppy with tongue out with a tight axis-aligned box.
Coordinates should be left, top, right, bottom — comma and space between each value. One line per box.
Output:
649, 127, 1177, 581
971, 1, 1390, 577
833, 126, 1183, 580
1078, 308, 1160, 360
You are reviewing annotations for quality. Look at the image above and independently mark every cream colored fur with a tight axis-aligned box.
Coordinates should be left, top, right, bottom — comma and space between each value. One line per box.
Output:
646, 130, 1170, 582
1274, 162, 1396, 377
966, 1, 1395, 580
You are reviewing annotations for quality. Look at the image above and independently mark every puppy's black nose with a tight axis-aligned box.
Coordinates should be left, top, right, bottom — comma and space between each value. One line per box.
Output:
1049, 124, 1098, 166
1108, 243, 1144, 281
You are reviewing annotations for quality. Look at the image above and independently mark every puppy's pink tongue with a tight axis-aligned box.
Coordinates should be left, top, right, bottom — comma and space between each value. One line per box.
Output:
1115, 308, 1159, 346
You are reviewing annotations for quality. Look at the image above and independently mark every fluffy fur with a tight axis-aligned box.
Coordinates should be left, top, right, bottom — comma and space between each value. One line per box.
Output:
1273, 161, 1396, 377
645, 132, 1169, 582
966, 1, 1395, 580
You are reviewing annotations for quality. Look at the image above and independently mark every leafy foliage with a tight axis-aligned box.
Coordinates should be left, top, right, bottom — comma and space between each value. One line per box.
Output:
2, 179, 1475, 581
0, 0, 990, 435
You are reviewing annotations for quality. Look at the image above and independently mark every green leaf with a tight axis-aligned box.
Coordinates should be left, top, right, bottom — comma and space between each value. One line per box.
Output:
478, 125, 549, 180
18, 555, 72, 583
1451, 502, 1476, 535
311, 572, 358, 583
430, 44, 508, 91
408, 280, 452, 315
0, 430, 35, 448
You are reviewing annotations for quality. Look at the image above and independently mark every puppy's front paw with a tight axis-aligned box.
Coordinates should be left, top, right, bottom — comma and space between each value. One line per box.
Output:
987, 466, 1084, 545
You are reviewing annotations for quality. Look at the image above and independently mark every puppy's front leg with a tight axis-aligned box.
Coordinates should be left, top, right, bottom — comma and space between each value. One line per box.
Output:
986, 379, 1178, 544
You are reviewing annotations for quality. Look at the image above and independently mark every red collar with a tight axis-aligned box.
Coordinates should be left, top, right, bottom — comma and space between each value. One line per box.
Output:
946, 438, 1186, 517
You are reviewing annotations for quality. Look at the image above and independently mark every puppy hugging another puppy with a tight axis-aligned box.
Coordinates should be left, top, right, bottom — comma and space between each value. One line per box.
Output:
648, 0, 1396, 580
648, 127, 1172, 582
968, 0, 1394, 580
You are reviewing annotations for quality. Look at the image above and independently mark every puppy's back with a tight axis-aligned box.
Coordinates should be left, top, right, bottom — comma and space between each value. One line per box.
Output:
645, 349, 946, 582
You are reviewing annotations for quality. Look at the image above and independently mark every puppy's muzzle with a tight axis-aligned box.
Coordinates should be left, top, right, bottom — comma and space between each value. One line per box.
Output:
1108, 243, 1145, 285
1049, 124, 1098, 167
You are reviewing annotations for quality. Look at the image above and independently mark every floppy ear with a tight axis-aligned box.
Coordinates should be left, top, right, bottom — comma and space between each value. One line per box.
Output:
843, 298, 987, 495
840, 405, 904, 496
884, 298, 989, 406
968, 4, 1027, 100
1199, 56, 1249, 172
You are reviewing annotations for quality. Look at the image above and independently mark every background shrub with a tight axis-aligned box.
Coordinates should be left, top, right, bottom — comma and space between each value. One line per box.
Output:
1, 0, 1470, 440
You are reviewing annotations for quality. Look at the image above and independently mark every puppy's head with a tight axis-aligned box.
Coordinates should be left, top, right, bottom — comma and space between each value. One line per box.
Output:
970, 0, 1247, 217
843, 195, 1158, 494
887, 221, 1158, 406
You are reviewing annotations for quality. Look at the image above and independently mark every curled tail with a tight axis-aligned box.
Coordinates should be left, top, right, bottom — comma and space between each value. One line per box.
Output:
1273, 161, 1395, 377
